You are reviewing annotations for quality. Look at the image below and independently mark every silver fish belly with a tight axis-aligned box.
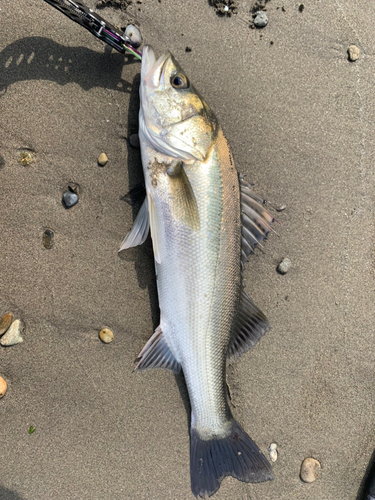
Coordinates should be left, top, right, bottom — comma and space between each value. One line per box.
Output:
120, 45, 275, 498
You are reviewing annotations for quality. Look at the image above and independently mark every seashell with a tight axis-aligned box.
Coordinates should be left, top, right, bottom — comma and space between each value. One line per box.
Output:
125, 25, 142, 48
300, 457, 321, 483
0, 319, 24, 346
99, 328, 114, 344
269, 443, 278, 462
0, 312, 13, 336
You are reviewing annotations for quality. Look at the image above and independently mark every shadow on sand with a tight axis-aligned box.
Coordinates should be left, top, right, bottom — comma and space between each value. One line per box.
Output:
0, 487, 25, 500
0, 36, 138, 95
356, 448, 375, 500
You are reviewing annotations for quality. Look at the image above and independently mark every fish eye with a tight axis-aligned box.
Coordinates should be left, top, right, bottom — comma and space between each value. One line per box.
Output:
170, 73, 189, 89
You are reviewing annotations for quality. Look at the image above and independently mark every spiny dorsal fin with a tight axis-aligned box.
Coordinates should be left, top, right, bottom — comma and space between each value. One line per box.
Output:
119, 196, 149, 251
134, 326, 181, 374
240, 175, 276, 263
227, 290, 270, 361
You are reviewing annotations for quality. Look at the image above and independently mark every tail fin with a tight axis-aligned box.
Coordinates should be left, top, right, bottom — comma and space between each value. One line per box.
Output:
190, 419, 274, 498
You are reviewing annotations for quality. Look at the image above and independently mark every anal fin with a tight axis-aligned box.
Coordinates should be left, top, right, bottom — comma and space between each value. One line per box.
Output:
227, 290, 270, 360
134, 326, 181, 374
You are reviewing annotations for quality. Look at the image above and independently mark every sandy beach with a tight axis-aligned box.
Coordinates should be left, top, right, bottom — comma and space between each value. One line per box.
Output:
1, 1, 374, 498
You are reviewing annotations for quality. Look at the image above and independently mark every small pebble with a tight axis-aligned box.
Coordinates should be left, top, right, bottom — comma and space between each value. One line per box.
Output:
99, 328, 114, 344
0, 319, 24, 346
211, 0, 238, 16
269, 443, 278, 462
129, 134, 140, 148
42, 229, 54, 249
125, 25, 142, 48
276, 204, 286, 212
348, 45, 360, 61
0, 376, 7, 398
277, 257, 292, 275
185, 46, 192, 53
254, 11, 268, 28
62, 191, 79, 209
19, 152, 34, 166
300, 457, 321, 483
98, 153, 108, 166
0, 312, 13, 336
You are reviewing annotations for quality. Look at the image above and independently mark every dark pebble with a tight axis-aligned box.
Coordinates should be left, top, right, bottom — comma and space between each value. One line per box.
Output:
42, 229, 54, 249
185, 46, 192, 52
129, 134, 140, 148
62, 191, 79, 209
254, 11, 268, 27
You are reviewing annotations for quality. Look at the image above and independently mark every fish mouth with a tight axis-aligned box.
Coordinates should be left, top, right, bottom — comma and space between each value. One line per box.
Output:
141, 45, 170, 89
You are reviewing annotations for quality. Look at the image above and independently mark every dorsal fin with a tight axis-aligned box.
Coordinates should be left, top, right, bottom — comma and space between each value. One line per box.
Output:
134, 326, 181, 374
227, 289, 270, 360
240, 175, 276, 263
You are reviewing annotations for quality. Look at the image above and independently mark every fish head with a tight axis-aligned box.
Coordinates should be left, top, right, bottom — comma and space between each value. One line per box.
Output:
139, 45, 218, 163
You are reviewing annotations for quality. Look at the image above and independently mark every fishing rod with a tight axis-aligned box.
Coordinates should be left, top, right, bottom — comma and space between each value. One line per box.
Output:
42, 0, 142, 59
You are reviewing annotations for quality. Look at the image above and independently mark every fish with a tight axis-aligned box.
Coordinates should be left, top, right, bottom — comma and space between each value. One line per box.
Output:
120, 45, 275, 498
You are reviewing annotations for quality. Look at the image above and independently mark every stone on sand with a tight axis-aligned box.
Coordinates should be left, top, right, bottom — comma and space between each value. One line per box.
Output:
98, 153, 108, 166
0, 319, 24, 346
0, 312, 13, 336
99, 328, 114, 343
0, 376, 7, 398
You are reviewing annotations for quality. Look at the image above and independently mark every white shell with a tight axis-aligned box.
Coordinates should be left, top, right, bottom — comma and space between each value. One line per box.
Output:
300, 457, 321, 483
0, 319, 24, 346
269, 443, 278, 462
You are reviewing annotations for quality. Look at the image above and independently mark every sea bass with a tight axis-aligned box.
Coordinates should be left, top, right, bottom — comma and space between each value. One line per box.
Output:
120, 45, 275, 497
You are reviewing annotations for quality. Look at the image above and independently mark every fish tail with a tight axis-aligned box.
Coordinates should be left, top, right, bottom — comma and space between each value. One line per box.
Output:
190, 419, 274, 498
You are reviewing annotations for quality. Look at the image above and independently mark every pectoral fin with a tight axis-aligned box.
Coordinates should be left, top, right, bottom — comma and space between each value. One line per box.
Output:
148, 193, 162, 264
167, 161, 200, 231
119, 197, 149, 251
227, 289, 270, 361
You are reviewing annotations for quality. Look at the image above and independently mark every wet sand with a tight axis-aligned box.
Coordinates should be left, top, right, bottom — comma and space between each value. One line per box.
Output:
0, 1, 374, 499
